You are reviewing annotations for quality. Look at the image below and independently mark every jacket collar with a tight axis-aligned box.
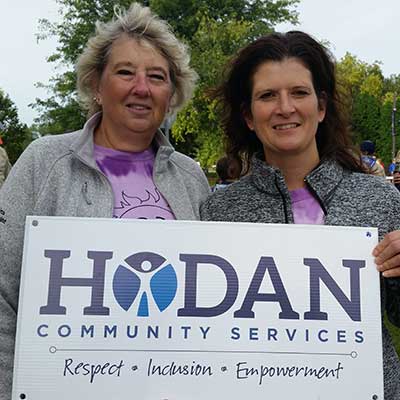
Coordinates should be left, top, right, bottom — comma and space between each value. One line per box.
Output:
251, 156, 345, 206
70, 112, 174, 168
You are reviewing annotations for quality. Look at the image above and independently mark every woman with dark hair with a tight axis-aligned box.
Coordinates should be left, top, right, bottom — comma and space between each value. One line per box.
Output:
201, 31, 400, 399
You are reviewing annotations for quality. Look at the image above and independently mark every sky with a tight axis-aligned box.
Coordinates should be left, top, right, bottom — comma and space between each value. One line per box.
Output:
1, 0, 399, 126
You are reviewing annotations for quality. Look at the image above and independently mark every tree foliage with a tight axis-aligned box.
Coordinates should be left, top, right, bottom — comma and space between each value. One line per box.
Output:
33, 0, 299, 167
0, 89, 31, 164
336, 53, 400, 166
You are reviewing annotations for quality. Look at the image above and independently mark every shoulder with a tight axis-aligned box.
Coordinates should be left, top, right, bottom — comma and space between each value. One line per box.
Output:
28, 130, 82, 152
8, 130, 85, 186
169, 150, 209, 184
169, 150, 200, 170
17, 130, 82, 164
345, 171, 393, 191
201, 175, 255, 219
341, 171, 400, 214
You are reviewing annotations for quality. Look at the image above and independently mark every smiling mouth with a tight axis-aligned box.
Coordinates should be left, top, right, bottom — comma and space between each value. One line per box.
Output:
273, 123, 300, 130
126, 103, 151, 111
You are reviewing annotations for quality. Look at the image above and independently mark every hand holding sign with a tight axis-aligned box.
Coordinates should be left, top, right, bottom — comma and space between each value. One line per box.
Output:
374, 230, 400, 277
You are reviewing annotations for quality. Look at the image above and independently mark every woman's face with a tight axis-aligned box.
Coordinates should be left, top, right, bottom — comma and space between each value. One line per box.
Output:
244, 57, 326, 166
95, 35, 173, 150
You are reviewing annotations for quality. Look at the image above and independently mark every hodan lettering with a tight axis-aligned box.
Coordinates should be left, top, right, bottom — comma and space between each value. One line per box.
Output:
39, 250, 365, 321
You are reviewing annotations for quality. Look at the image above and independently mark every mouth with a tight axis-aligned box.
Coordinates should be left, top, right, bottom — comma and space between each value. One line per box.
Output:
273, 123, 300, 130
126, 103, 151, 111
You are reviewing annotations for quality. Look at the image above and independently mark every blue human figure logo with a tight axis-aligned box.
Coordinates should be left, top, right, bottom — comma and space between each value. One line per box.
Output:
112, 252, 177, 316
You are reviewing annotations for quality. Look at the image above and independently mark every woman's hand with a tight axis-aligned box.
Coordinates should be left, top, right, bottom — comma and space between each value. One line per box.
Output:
373, 231, 400, 278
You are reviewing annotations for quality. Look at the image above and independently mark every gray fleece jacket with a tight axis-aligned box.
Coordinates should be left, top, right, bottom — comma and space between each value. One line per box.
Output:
201, 157, 400, 400
0, 114, 210, 399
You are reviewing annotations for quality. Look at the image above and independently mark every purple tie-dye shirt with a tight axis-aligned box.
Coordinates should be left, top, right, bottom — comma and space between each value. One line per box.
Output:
289, 187, 324, 225
94, 144, 175, 220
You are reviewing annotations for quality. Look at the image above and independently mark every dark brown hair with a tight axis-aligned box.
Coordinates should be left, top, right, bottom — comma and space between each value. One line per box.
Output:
214, 31, 363, 173
216, 155, 241, 181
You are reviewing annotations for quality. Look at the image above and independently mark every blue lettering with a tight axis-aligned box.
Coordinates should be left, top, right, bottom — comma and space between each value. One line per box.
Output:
81, 325, 94, 338
58, 324, 71, 337
37, 324, 48, 337
304, 259, 365, 321
267, 328, 278, 341
40, 250, 112, 316
318, 329, 328, 342
286, 328, 297, 341
249, 328, 259, 340
177, 254, 238, 317
355, 330, 364, 343
234, 257, 299, 319
231, 327, 240, 340
337, 330, 347, 343
104, 325, 117, 338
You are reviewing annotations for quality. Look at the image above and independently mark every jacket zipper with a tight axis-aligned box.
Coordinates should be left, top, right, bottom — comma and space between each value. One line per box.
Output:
73, 151, 114, 215
81, 182, 92, 205
274, 176, 289, 224
304, 178, 328, 216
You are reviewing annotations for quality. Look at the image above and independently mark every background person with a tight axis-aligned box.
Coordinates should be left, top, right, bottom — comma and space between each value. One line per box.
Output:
390, 150, 400, 190
0, 135, 11, 188
360, 139, 386, 177
0, 3, 210, 398
201, 31, 400, 399
212, 155, 241, 191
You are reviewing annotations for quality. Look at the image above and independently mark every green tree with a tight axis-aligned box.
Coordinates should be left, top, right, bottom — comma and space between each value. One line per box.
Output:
33, 0, 138, 134
0, 89, 31, 164
335, 53, 400, 166
377, 94, 400, 165
351, 93, 381, 143
336, 53, 383, 114
172, 16, 257, 165
34, 0, 299, 167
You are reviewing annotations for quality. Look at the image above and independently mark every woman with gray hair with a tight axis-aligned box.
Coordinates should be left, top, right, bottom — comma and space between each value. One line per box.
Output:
0, 3, 209, 398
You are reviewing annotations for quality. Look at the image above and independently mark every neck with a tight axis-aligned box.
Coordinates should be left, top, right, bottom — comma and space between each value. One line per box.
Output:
265, 153, 320, 191
94, 121, 154, 153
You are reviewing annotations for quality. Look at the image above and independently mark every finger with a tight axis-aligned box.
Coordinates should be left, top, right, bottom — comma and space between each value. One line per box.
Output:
373, 232, 395, 256
382, 266, 400, 278
374, 244, 398, 265
373, 232, 400, 260
376, 253, 400, 273
373, 238, 388, 257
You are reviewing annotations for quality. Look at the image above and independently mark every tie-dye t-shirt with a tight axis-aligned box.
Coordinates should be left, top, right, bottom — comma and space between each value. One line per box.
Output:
289, 187, 324, 225
94, 144, 175, 220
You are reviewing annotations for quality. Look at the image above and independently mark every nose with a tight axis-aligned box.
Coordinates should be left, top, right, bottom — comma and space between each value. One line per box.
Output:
277, 93, 295, 116
132, 72, 150, 97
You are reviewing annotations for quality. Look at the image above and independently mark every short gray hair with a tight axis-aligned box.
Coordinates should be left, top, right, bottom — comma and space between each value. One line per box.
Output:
76, 2, 198, 117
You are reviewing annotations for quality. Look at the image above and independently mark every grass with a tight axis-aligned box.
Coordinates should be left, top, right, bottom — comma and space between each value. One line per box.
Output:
385, 315, 400, 356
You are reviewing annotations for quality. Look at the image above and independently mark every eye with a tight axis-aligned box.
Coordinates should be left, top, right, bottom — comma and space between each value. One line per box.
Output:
258, 91, 275, 100
292, 88, 310, 97
117, 69, 133, 76
148, 73, 166, 82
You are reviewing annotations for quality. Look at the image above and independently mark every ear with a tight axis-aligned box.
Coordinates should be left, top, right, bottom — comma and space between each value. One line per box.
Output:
317, 92, 327, 123
242, 107, 254, 131
164, 83, 175, 115
91, 75, 102, 104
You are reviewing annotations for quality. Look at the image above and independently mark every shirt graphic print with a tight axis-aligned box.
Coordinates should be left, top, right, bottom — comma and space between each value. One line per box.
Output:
94, 144, 175, 220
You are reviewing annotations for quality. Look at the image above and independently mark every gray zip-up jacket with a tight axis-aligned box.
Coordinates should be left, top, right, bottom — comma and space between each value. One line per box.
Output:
201, 157, 400, 400
0, 114, 210, 399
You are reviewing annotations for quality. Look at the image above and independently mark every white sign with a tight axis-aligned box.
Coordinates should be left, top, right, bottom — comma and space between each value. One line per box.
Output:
12, 217, 383, 400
